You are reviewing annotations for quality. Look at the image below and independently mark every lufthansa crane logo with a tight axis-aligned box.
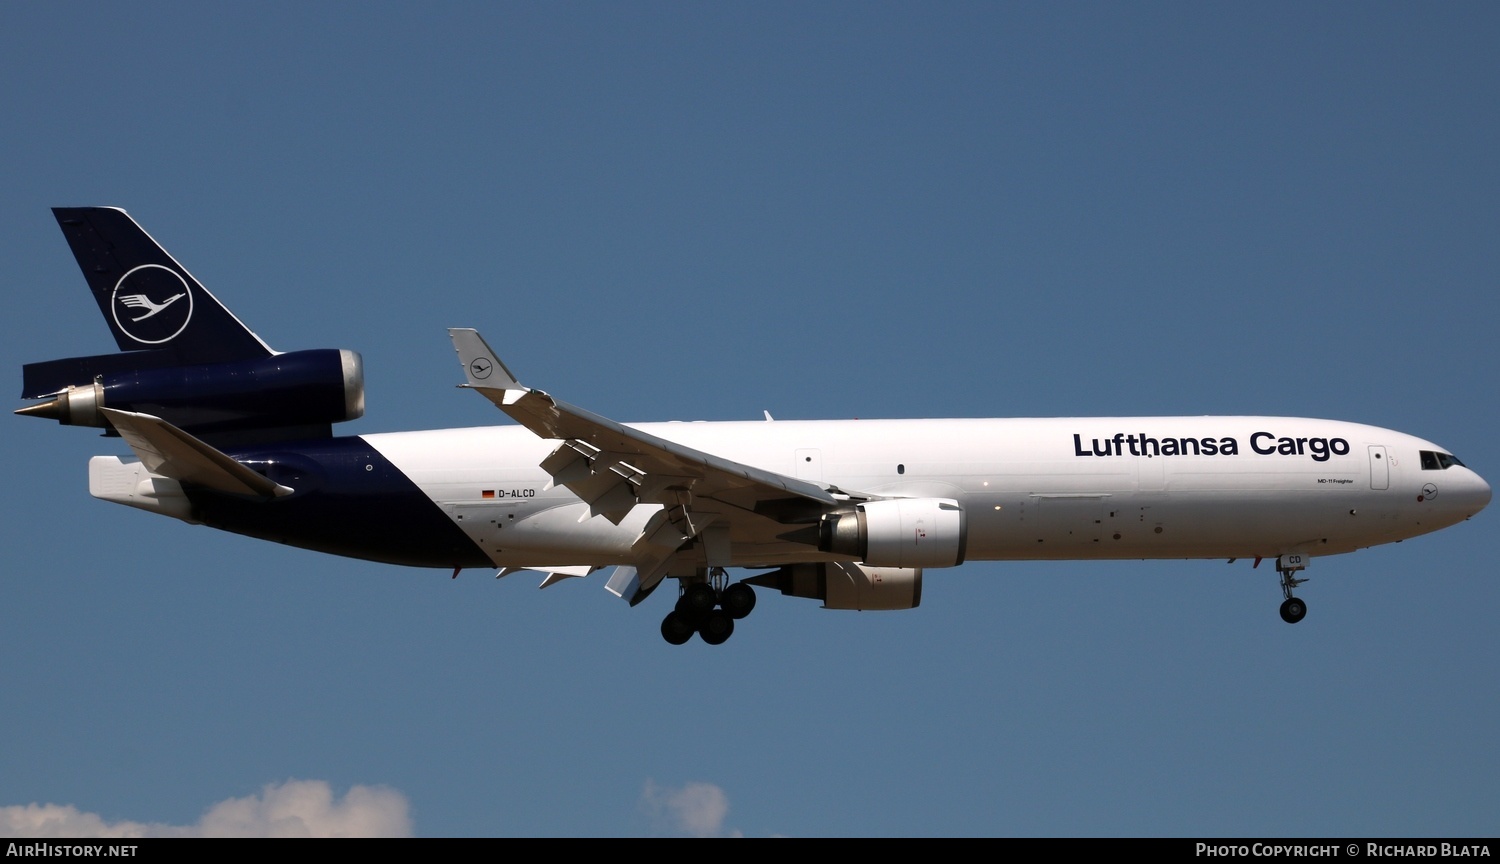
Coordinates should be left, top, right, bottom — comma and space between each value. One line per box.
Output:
469, 357, 493, 380
111, 264, 193, 344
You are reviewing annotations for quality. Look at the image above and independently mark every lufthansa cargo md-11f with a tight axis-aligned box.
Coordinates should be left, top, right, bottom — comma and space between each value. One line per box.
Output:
18, 208, 1491, 644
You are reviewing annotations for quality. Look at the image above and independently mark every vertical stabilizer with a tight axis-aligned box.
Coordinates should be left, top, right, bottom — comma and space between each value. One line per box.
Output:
51, 207, 274, 364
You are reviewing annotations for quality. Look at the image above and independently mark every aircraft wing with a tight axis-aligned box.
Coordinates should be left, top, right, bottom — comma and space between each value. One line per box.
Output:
449, 329, 839, 591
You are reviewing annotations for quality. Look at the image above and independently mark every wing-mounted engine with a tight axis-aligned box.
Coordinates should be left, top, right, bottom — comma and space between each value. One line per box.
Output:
745, 561, 923, 610
818, 497, 967, 568
18, 348, 365, 443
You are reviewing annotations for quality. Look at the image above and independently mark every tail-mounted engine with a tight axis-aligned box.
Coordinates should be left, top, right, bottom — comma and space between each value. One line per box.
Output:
819, 497, 967, 568
18, 348, 364, 442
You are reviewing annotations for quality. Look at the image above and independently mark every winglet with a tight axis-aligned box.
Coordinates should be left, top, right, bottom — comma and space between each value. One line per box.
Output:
448, 328, 523, 395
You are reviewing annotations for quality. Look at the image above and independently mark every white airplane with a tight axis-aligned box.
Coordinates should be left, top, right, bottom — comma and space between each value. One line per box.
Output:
19, 208, 1491, 644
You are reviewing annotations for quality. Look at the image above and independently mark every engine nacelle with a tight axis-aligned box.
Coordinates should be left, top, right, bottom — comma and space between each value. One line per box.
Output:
746, 562, 922, 611
819, 497, 967, 568
18, 348, 364, 438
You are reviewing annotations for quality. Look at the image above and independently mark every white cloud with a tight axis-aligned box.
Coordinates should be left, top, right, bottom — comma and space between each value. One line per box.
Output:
0, 804, 152, 839
0, 779, 412, 838
641, 780, 742, 838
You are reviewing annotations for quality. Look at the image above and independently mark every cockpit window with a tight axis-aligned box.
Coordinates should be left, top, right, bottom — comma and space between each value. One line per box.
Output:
1420, 450, 1467, 470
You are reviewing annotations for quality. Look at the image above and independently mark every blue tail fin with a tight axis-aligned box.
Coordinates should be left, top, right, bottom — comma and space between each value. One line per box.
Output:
51, 207, 274, 364
21, 208, 364, 445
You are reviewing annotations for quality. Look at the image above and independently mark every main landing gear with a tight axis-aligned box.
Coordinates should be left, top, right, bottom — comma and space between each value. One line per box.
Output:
1277, 554, 1309, 624
660, 567, 757, 645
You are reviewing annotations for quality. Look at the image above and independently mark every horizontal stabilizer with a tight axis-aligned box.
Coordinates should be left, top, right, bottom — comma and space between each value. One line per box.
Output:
99, 407, 293, 498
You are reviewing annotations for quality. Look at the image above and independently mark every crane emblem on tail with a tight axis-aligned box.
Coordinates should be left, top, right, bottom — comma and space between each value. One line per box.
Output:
119, 292, 185, 322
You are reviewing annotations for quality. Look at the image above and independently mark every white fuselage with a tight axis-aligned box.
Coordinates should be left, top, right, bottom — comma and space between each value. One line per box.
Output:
361, 415, 1490, 570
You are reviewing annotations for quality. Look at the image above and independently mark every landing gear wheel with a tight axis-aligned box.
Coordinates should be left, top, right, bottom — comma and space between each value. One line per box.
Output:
1280, 597, 1307, 624
676, 582, 718, 624
661, 611, 695, 645
721, 582, 757, 620
698, 609, 734, 645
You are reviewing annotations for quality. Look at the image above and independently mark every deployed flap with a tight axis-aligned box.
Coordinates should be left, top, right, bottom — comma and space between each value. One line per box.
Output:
496, 564, 597, 588
99, 407, 293, 499
604, 565, 669, 607
448, 328, 841, 597
447, 328, 837, 516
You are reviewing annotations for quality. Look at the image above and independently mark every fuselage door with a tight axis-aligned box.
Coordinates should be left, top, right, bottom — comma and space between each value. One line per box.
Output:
1032, 493, 1107, 547
1369, 445, 1390, 491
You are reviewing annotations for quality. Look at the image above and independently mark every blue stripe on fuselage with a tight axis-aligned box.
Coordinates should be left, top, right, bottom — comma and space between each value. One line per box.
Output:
187, 435, 489, 568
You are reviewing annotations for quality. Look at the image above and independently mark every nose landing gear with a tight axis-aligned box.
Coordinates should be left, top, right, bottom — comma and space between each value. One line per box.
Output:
1277, 554, 1309, 624
1279, 596, 1307, 624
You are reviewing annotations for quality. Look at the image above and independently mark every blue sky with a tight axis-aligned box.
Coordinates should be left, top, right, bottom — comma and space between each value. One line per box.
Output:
2, 2, 1496, 838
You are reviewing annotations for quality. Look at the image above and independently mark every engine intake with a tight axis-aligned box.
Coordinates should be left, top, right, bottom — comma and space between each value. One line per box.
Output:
819, 497, 967, 568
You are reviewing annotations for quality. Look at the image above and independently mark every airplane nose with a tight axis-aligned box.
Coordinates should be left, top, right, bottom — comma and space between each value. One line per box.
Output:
1456, 470, 1491, 517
